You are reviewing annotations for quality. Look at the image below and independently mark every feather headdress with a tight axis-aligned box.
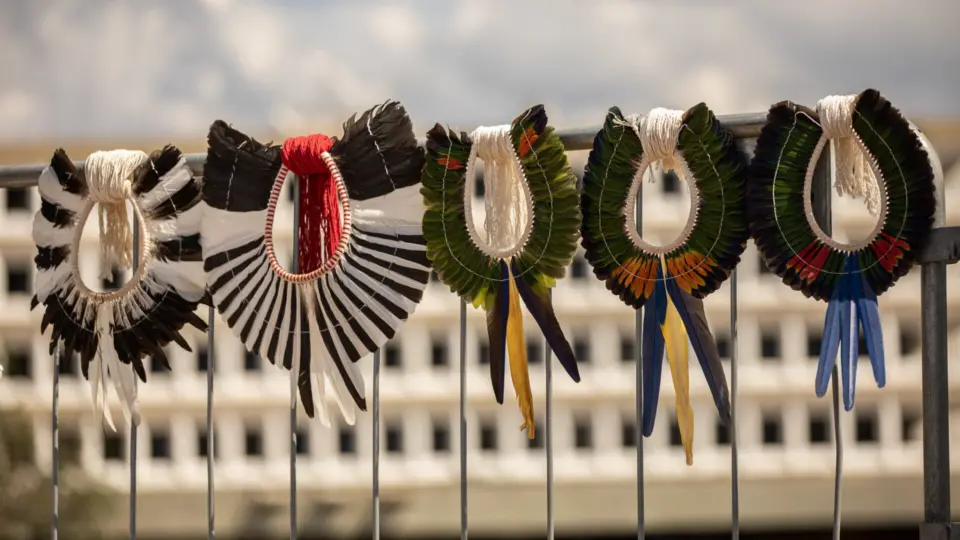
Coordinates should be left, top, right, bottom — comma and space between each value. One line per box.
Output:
200, 100, 429, 425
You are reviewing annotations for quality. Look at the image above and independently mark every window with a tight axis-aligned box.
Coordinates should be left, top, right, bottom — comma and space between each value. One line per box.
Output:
244, 351, 261, 372
478, 341, 490, 366
570, 256, 588, 280
900, 324, 920, 356
429, 270, 440, 284
431, 339, 448, 368
715, 333, 730, 360
60, 428, 82, 464
620, 337, 635, 362
574, 417, 593, 449
809, 413, 830, 444
662, 170, 680, 194
432, 420, 450, 453
196, 346, 209, 372
761, 412, 783, 445
760, 328, 780, 360
384, 343, 401, 369
58, 352, 77, 376
5, 346, 31, 378
245, 427, 263, 457
527, 338, 543, 365
573, 338, 590, 364
668, 417, 682, 447
856, 411, 878, 443
480, 421, 498, 452
6, 264, 29, 294
621, 419, 637, 448
527, 420, 544, 450
806, 329, 822, 359
385, 423, 403, 454
6, 187, 29, 211
339, 427, 356, 455
103, 432, 124, 461
151, 430, 171, 460
474, 175, 485, 198
198, 430, 219, 459
757, 253, 773, 274
101, 267, 123, 291
296, 428, 310, 455
715, 420, 730, 445
149, 354, 169, 374
901, 409, 921, 442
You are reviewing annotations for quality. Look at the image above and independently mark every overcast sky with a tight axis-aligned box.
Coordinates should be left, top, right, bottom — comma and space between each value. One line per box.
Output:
0, 0, 958, 143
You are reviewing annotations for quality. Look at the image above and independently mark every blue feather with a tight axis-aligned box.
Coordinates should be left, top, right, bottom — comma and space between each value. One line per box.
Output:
856, 268, 886, 389
816, 279, 842, 398
838, 257, 859, 411
641, 267, 666, 437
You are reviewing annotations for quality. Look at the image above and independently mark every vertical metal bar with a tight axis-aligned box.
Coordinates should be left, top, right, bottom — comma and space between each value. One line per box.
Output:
206, 305, 216, 539
51, 344, 60, 540
634, 179, 645, 540
130, 215, 139, 540
459, 300, 468, 540
545, 302, 554, 540
729, 270, 739, 539
372, 350, 381, 540
812, 144, 842, 540
290, 175, 300, 540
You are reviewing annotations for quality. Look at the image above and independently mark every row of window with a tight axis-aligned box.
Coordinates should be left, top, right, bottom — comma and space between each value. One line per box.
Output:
79, 402, 920, 464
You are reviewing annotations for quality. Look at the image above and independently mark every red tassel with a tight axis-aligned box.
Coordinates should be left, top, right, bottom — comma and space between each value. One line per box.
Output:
281, 134, 342, 273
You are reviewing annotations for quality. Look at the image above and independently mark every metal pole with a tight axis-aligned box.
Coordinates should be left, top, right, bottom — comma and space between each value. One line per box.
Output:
51, 344, 60, 540
634, 181, 645, 540
206, 305, 216, 539
545, 302, 554, 540
729, 269, 739, 539
130, 215, 139, 540
459, 300, 468, 539
812, 144, 842, 539
290, 175, 300, 540
372, 350, 381, 540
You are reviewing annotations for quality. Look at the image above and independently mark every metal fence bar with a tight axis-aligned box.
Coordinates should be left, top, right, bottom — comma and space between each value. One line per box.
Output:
730, 269, 739, 539
372, 349, 381, 540
459, 300, 468, 540
634, 179, 645, 540
51, 344, 60, 540
130, 217, 140, 540
206, 305, 216, 539
0, 111, 949, 539
291, 175, 301, 540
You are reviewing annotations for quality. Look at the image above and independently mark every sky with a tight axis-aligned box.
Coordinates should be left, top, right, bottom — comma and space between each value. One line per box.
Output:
0, 0, 958, 143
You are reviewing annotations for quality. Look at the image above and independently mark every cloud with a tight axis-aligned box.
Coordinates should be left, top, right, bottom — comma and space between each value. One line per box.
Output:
0, 0, 956, 142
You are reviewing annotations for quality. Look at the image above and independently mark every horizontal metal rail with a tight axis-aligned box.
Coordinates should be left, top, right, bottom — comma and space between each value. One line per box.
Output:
0, 110, 952, 539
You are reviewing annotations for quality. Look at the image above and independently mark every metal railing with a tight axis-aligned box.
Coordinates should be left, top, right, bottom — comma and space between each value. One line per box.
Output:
0, 111, 955, 539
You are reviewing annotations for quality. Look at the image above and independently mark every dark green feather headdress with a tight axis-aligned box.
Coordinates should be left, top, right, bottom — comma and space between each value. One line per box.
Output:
580, 104, 750, 465
421, 105, 581, 438
748, 89, 936, 412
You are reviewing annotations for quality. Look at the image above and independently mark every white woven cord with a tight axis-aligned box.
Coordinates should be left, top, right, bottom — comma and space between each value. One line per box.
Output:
84, 150, 149, 280
816, 94, 882, 215
463, 125, 533, 259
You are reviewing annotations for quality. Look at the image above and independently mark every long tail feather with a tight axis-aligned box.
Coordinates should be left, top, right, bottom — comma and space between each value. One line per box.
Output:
816, 284, 842, 397
486, 261, 511, 404
662, 274, 694, 466
663, 278, 731, 425
506, 265, 535, 439
641, 267, 666, 437
856, 270, 886, 388
510, 260, 579, 382
838, 258, 859, 411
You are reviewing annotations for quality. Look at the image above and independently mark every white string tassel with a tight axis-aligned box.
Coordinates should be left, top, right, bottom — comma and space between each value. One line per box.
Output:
817, 94, 882, 215
619, 108, 686, 183
84, 150, 149, 280
467, 125, 533, 259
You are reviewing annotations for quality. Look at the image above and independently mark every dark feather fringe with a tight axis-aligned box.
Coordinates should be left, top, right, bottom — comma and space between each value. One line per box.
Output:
202, 120, 281, 212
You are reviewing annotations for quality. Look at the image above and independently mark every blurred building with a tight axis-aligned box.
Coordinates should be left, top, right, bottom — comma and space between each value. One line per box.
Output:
1, 125, 959, 539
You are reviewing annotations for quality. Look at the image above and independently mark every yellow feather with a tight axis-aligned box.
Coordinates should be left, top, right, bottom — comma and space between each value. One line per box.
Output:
661, 258, 695, 466
507, 265, 535, 439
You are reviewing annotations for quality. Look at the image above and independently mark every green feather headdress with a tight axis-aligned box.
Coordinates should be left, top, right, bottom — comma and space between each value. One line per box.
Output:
421, 105, 581, 438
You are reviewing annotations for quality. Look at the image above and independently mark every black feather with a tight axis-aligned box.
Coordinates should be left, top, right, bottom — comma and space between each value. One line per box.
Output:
202, 120, 282, 212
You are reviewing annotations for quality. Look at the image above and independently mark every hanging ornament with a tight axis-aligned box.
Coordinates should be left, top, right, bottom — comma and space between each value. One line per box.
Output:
581, 104, 749, 465
201, 101, 428, 425
31, 146, 208, 429
421, 105, 582, 439
749, 89, 936, 411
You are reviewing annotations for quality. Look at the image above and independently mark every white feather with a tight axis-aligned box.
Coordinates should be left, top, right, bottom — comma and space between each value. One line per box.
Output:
137, 158, 193, 211
37, 166, 84, 213
351, 184, 426, 226
200, 207, 267, 257
32, 214, 75, 248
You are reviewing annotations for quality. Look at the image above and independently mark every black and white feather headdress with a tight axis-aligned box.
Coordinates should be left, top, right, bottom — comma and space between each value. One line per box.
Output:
201, 100, 429, 425
31, 147, 208, 428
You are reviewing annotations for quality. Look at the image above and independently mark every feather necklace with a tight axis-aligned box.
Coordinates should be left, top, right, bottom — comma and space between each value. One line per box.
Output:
581, 105, 750, 465
31, 146, 208, 429
748, 89, 936, 411
421, 105, 582, 438
200, 101, 429, 425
